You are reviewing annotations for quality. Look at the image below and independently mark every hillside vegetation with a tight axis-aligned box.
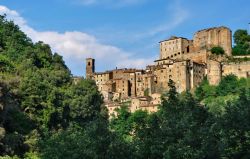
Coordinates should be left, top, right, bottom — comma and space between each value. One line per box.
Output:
232, 29, 250, 55
0, 16, 250, 159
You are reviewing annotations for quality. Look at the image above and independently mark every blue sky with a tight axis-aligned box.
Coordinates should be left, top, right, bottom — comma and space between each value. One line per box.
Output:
0, 0, 250, 76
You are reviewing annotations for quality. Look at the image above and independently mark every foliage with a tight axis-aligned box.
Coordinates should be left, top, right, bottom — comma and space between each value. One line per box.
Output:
159, 82, 210, 159
195, 74, 250, 115
143, 88, 149, 96
211, 46, 225, 55
0, 15, 108, 158
40, 122, 110, 159
219, 92, 250, 158
232, 29, 250, 55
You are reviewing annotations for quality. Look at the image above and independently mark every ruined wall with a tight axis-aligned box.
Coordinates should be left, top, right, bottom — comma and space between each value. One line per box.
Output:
183, 49, 208, 63
193, 26, 232, 56
207, 60, 222, 85
222, 61, 250, 78
190, 61, 206, 89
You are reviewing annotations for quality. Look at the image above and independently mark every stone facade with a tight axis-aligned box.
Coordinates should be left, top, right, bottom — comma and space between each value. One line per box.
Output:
159, 36, 193, 60
193, 26, 232, 56
86, 58, 95, 79
85, 26, 250, 115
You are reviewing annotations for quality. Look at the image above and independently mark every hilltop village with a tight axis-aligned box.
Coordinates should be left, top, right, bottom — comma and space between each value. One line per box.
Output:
85, 26, 250, 116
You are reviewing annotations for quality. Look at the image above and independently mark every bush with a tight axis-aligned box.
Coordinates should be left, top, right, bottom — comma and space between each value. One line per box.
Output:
211, 46, 225, 55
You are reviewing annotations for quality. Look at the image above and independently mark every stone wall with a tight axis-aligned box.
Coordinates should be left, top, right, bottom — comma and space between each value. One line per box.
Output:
114, 79, 130, 99
222, 61, 250, 78
159, 37, 193, 60
193, 26, 232, 56
86, 58, 95, 79
190, 61, 206, 89
207, 59, 222, 85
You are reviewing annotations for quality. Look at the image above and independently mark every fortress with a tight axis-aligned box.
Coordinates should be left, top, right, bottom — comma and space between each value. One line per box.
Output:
85, 26, 250, 116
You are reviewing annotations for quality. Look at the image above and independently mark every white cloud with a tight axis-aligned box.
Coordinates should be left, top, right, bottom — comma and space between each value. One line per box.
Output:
0, 5, 153, 75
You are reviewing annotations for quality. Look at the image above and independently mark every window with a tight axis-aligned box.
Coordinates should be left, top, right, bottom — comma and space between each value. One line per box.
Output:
88, 62, 91, 66
187, 46, 190, 53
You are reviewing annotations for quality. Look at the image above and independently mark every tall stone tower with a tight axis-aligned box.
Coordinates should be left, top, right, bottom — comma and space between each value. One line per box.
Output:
86, 58, 95, 79
193, 26, 232, 56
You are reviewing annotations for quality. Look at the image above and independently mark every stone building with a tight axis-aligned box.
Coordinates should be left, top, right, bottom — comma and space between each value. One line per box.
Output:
86, 58, 95, 79
85, 26, 250, 115
193, 26, 232, 56
159, 36, 193, 60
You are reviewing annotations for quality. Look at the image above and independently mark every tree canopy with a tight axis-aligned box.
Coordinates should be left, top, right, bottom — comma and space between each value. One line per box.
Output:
211, 46, 225, 55
232, 29, 250, 55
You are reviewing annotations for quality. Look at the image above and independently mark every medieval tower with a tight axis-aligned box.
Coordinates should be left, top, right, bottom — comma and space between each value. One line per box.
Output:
86, 58, 95, 79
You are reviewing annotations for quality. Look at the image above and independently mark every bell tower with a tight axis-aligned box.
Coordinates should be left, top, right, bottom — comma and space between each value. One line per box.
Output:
86, 58, 95, 79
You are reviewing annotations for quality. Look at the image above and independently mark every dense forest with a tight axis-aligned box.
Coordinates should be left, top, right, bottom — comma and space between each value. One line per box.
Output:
0, 15, 250, 159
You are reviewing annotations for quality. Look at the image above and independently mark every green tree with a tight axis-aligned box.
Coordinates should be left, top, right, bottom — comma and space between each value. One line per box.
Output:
110, 105, 131, 140
232, 29, 250, 55
40, 122, 110, 159
219, 91, 250, 158
211, 46, 225, 55
216, 74, 239, 96
159, 81, 210, 159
